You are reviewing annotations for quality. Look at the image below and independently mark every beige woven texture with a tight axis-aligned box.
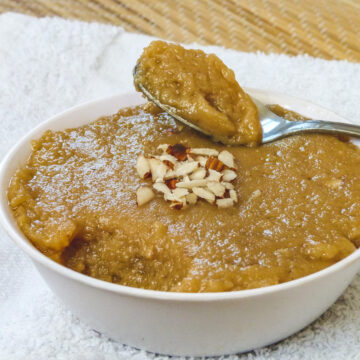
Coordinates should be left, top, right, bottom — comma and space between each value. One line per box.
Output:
1, 0, 360, 62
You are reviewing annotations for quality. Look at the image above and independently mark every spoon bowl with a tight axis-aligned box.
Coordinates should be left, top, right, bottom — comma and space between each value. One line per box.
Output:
134, 67, 360, 144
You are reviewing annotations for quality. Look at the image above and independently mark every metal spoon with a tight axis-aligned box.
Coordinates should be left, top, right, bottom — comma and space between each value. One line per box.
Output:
134, 68, 360, 144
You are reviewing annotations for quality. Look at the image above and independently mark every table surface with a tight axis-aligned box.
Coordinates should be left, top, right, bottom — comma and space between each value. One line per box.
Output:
1, 0, 360, 62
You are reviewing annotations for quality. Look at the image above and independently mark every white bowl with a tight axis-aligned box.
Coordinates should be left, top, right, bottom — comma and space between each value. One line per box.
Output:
1, 90, 360, 357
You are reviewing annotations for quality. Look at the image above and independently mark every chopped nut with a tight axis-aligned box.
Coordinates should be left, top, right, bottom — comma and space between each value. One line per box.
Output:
190, 148, 219, 156
160, 153, 178, 166
190, 168, 206, 180
207, 181, 226, 197
216, 198, 234, 208
136, 143, 238, 209
229, 189, 238, 203
193, 187, 215, 203
136, 186, 155, 206
136, 155, 151, 179
206, 169, 222, 182
173, 188, 189, 198
186, 193, 198, 205
222, 169, 237, 182
164, 169, 176, 180
175, 161, 199, 177
196, 156, 208, 167
149, 158, 167, 181
222, 181, 234, 190
153, 182, 171, 195
205, 156, 224, 172
218, 150, 234, 168
165, 178, 178, 189
167, 143, 189, 161
176, 179, 207, 188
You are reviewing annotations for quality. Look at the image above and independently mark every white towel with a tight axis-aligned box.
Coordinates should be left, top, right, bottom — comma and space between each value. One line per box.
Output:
0, 12, 359, 360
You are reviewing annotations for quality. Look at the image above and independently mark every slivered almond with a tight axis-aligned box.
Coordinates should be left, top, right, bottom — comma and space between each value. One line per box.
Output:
160, 153, 177, 164
218, 150, 234, 168
222, 182, 234, 190
149, 158, 167, 181
207, 181, 226, 197
229, 189, 238, 203
164, 169, 176, 180
162, 160, 174, 169
186, 193, 198, 205
190, 168, 206, 180
153, 182, 171, 195
206, 169, 222, 182
136, 155, 151, 179
205, 156, 224, 172
196, 156, 208, 167
190, 148, 219, 156
175, 161, 199, 177
193, 187, 215, 203
167, 143, 189, 161
222, 169, 237, 182
176, 179, 207, 188
173, 188, 189, 198
216, 198, 234, 208
136, 186, 155, 206
165, 178, 178, 190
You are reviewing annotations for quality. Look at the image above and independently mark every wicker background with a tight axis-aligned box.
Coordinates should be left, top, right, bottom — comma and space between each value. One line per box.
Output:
1, 0, 360, 62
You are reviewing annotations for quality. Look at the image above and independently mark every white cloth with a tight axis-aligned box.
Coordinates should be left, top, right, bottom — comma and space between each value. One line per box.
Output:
0, 12, 360, 360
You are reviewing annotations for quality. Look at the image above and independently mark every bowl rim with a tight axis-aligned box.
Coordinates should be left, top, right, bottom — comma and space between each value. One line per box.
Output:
1, 89, 360, 302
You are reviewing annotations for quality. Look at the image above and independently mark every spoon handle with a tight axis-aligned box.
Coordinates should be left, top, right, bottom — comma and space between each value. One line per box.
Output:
285, 120, 360, 138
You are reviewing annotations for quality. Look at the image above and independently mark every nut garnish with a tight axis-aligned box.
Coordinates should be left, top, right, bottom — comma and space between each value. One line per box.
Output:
136, 186, 155, 206
136, 144, 238, 209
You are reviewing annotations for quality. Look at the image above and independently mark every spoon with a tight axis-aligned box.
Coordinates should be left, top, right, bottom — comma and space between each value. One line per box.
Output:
134, 68, 360, 144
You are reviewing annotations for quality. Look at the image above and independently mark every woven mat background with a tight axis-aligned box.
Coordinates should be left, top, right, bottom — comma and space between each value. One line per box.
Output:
1, 0, 360, 62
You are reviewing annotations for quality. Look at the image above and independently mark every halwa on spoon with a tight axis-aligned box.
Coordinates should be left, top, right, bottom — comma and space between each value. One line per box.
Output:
134, 41, 360, 145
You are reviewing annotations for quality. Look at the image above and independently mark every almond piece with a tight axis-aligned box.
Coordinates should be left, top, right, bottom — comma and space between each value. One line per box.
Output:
190, 168, 206, 180
207, 181, 226, 197
165, 178, 178, 190
164, 169, 176, 180
205, 156, 224, 172
160, 154, 178, 165
167, 143, 189, 161
229, 189, 238, 203
186, 193, 198, 205
206, 169, 222, 182
176, 179, 207, 188
190, 148, 219, 156
218, 150, 234, 168
173, 188, 189, 198
175, 161, 200, 177
222, 169, 237, 182
222, 181, 234, 190
193, 187, 215, 203
136, 155, 151, 179
153, 182, 171, 195
149, 158, 167, 181
216, 198, 234, 208
196, 156, 208, 167
136, 186, 155, 206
